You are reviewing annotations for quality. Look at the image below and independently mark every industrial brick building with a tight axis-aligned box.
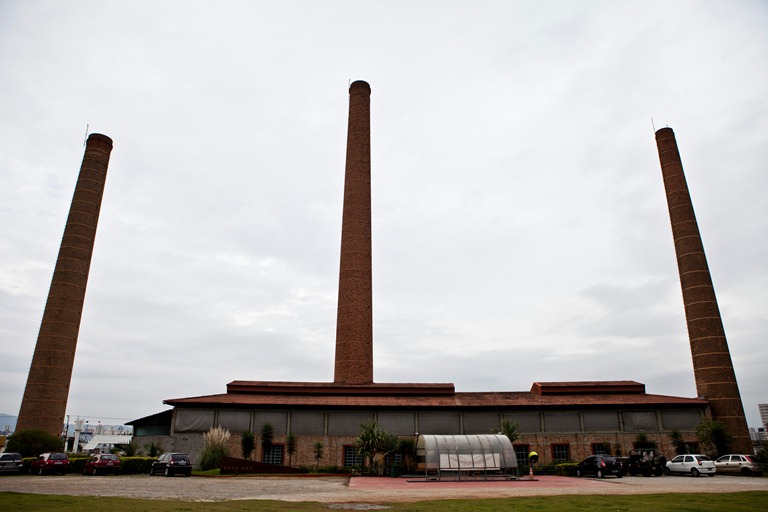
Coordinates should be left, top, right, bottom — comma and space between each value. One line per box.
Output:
127, 80, 751, 466
129, 380, 708, 467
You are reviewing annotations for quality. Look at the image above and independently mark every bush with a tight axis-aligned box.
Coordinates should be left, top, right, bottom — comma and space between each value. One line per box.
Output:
199, 426, 231, 470
120, 456, 155, 474
67, 456, 89, 474
555, 462, 578, 476
6, 429, 64, 457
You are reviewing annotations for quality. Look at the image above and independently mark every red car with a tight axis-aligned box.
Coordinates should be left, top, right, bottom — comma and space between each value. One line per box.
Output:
84, 453, 121, 475
30, 452, 69, 475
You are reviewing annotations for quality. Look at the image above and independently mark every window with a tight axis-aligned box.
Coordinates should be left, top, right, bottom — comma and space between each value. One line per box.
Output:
551, 444, 570, 462
343, 446, 363, 468
681, 442, 698, 454
591, 442, 611, 455
262, 445, 283, 465
514, 444, 530, 466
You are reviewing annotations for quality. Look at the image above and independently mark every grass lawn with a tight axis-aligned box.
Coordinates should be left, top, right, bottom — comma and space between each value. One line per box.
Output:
1, 492, 766, 511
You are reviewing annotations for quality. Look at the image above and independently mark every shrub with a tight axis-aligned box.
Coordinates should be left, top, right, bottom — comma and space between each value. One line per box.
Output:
120, 456, 155, 474
144, 440, 164, 457
6, 429, 64, 457
241, 431, 255, 460
68, 456, 89, 474
199, 426, 231, 470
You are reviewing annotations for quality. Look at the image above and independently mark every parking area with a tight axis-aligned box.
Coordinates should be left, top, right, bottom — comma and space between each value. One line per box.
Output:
0, 474, 766, 503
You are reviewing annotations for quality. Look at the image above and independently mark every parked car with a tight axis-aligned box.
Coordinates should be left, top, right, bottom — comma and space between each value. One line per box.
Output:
576, 455, 623, 478
150, 452, 192, 477
84, 453, 121, 475
665, 454, 716, 477
30, 452, 69, 475
0, 452, 24, 474
714, 454, 764, 477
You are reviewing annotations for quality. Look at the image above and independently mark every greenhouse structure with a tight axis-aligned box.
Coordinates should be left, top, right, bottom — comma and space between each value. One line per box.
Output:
416, 434, 518, 480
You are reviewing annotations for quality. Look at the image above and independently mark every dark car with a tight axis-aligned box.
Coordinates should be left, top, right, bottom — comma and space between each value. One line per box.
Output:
576, 455, 623, 478
150, 452, 192, 477
30, 452, 69, 475
0, 452, 24, 474
84, 453, 121, 475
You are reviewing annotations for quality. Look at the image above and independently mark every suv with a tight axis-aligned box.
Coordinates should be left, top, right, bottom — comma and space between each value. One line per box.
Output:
150, 452, 192, 477
30, 452, 69, 475
714, 454, 764, 477
665, 454, 716, 477
625, 449, 666, 477
84, 453, 121, 475
575, 455, 623, 478
0, 452, 23, 474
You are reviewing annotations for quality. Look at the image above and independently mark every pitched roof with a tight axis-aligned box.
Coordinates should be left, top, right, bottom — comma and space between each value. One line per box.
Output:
164, 380, 706, 410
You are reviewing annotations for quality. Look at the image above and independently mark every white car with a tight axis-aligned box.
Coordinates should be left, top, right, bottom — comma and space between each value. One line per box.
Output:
665, 454, 716, 477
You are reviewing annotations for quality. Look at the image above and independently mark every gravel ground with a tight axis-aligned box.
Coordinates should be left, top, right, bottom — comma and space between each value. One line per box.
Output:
0, 474, 766, 503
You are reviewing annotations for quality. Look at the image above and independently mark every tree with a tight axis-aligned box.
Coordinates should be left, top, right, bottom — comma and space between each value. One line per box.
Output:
355, 421, 385, 472
5, 429, 63, 457
634, 432, 658, 451
260, 422, 274, 463
285, 433, 297, 468
313, 441, 323, 467
670, 429, 687, 455
497, 419, 522, 444
695, 418, 733, 457
115, 438, 140, 456
144, 440, 164, 457
241, 431, 255, 460
199, 426, 231, 471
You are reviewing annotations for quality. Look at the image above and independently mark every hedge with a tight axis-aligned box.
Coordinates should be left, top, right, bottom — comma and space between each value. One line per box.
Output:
21, 456, 156, 475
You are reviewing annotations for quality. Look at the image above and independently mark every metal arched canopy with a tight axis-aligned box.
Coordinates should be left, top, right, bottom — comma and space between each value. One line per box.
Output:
416, 434, 518, 471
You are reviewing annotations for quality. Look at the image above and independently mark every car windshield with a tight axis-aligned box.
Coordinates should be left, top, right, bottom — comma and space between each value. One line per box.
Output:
102, 455, 118, 460
51, 453, 67, 460
171, 454, 189, 461
695, 455, 711, 462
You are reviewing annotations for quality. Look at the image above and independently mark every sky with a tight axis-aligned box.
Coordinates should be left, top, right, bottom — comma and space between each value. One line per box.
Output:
0, 0, 766, 431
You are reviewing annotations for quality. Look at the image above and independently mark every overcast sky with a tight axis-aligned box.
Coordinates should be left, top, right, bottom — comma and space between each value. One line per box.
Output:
1, 0, 766, 431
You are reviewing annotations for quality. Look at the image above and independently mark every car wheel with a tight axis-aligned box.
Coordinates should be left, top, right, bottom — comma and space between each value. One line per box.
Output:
663, 467, 671, 476
691, 468, 700, 477
164, 467, 171, 477
576, 468, 582, 477
741, 467, 752, 476
38, 468, 44, 476
707, 473, 715, 477
597, 470, 604, 479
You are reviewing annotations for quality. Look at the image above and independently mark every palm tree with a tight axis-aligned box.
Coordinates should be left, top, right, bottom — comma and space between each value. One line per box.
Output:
355, 421, 384, 473
260, 422, 274, 463
498, 419, 522, 444
285, 434, 297, 467
313, 441, 323, 468
241, 431, 255, 460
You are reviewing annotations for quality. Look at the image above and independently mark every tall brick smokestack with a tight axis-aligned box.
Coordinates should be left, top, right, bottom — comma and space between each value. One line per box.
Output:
16, 133, 113, 436
655, 127, 750, 453
334, 80, 373, 384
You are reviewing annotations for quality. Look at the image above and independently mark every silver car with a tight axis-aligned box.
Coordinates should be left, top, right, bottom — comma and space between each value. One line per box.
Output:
665, 454, 716, 477
714, 454, 763, 477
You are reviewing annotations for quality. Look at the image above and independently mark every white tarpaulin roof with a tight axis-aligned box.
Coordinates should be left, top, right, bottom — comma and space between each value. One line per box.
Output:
83, 435, 133, 451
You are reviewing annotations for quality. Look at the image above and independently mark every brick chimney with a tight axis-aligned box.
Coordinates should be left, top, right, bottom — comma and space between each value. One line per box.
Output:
655, 127, 751, 453
334, 81, 373, 384
16, 133, 113, 436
